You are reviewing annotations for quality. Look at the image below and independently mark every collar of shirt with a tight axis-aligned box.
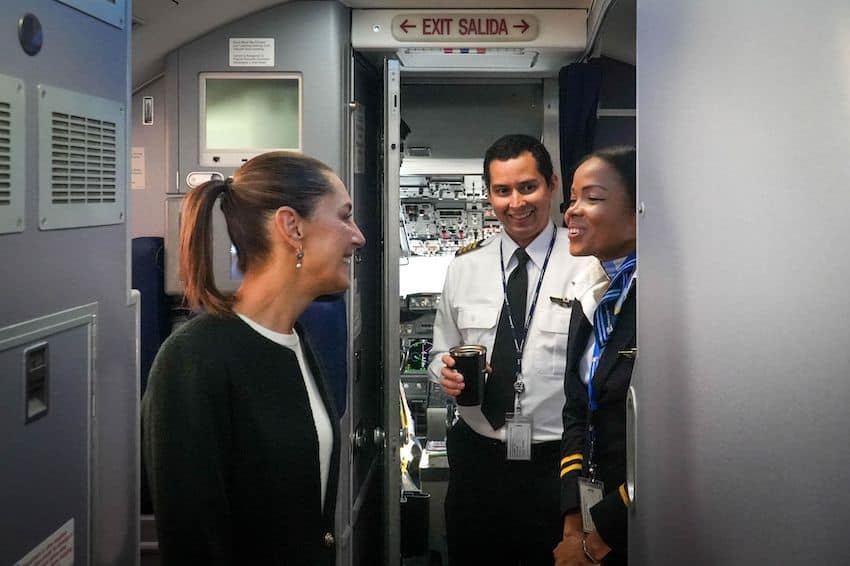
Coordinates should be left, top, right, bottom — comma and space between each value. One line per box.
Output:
235, 312, 300, 348
499, 222, 556, 272
571, 260, 610, 322
600, 256, 628, 279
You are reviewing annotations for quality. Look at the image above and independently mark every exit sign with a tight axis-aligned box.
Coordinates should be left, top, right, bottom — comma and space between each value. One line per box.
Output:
391, 14, 539, 42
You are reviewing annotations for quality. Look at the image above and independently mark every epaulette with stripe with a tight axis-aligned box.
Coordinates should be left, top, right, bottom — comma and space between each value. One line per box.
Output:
455, 239, 484, 257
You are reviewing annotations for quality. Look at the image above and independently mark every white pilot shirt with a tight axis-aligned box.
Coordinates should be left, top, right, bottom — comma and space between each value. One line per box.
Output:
428, 223, 595, 442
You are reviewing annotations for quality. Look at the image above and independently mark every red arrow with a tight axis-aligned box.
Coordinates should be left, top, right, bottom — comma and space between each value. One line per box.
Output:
513, 19, 530, 34
400, 18, 416, 34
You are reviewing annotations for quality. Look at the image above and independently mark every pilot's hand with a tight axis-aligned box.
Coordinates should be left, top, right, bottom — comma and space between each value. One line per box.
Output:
439, 354, 464, 397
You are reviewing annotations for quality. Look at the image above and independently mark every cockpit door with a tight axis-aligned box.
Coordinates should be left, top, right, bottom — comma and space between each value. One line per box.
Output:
341, 54, 401, 566
381, 56, 403, 565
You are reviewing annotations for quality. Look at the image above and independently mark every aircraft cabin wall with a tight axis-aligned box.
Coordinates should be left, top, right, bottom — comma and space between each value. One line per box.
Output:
131, 0, 350, 240
131, 78, 167, 238
172, 2, 349, 186
0, 1, 137, 564
131, 0, 352, 306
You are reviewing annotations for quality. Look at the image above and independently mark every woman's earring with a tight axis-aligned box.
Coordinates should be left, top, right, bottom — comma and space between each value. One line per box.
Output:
295, 247, 304, 270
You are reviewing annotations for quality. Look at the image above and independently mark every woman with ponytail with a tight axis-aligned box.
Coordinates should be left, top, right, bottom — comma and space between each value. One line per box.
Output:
142, 151, 364, 565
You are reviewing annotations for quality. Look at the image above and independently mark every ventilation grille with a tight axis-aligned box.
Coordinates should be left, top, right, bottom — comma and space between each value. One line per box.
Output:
38, 84, 124, 230
0, 102, 10, 207
0, 72, 24, 235
50, 112, 117, 204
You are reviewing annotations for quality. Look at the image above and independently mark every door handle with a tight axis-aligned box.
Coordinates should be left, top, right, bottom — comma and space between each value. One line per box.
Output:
373, 426, 386, 451
353, 425, 369, 452
626, 385, 637, 510
352, 425, 386, 454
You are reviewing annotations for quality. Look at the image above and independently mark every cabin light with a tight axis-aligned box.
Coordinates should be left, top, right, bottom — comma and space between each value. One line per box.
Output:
396, 47, 538, 69
373, 25, 381, 33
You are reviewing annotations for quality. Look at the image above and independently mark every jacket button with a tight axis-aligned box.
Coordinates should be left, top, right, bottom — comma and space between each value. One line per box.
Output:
323, 532, 335, 547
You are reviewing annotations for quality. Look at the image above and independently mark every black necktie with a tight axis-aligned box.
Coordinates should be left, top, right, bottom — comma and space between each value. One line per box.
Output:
482, 248, 529, 429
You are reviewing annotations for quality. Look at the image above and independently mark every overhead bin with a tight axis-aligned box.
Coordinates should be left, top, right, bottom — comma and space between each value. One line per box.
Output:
352, 9, 586, 75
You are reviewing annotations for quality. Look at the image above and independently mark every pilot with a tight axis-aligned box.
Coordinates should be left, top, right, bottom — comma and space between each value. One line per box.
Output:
429, 134, 593, 565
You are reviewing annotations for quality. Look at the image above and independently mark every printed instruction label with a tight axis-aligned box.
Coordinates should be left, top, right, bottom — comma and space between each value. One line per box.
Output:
16, 518, 74, 566
229, 38, 275, 67
131, 147, 146, 190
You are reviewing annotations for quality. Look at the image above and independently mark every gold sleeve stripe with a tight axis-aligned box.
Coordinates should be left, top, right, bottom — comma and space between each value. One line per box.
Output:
560, 454, 583, 467
559, 463, 583, 477
619, 483, 631, 507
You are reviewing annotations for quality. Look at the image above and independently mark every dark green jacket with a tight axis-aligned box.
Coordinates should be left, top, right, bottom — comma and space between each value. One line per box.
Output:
142, 314, 340, 565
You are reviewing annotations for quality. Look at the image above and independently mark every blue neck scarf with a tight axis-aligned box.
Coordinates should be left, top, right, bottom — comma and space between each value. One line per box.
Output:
587, 251, 637, 410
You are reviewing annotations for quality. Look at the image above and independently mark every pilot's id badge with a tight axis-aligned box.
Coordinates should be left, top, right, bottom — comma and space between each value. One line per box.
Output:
578, 477, 605, 533
505, 413, 532, 461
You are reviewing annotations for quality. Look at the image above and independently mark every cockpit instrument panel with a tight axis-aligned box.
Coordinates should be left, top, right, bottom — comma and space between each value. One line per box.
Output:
401, 174, 501, 256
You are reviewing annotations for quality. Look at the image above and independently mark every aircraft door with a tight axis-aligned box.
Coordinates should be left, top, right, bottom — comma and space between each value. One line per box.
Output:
381, 57, 403, 565
341, 54, 399, 566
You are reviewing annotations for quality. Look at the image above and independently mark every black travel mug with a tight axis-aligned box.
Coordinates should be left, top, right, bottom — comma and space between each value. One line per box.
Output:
450, 345, 487, 406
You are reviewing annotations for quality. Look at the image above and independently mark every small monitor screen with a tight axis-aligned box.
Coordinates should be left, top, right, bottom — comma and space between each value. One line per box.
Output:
200, 72, 302, 166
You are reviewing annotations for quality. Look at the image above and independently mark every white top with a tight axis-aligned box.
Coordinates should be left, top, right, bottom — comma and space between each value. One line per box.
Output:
236, 313, 333, 508
428, 223, 595, 442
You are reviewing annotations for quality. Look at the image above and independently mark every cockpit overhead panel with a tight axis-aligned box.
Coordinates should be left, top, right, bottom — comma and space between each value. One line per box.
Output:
400, 173, 500, 257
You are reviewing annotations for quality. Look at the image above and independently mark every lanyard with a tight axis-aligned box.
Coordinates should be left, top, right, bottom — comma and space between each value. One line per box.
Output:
498, 226, 557, 407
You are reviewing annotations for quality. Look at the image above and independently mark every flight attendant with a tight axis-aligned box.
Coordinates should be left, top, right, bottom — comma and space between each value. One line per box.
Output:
553, 147, 636, 566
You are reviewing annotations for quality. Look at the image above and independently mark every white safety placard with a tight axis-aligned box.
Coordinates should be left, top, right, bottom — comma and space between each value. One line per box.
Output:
229, 38, 275, 67
15, 518, 74, 566
131, 147, 145, 190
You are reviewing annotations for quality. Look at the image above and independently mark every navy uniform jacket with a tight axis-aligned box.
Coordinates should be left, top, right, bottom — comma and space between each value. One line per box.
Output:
560, 287, 636, 564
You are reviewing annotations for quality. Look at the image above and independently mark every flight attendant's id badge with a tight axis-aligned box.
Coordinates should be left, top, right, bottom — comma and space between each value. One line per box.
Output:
578, 477, 605, 533
505, 413, 532, 461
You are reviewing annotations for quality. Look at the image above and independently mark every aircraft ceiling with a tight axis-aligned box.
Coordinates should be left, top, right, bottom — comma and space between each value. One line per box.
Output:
131, 0, 633, 91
